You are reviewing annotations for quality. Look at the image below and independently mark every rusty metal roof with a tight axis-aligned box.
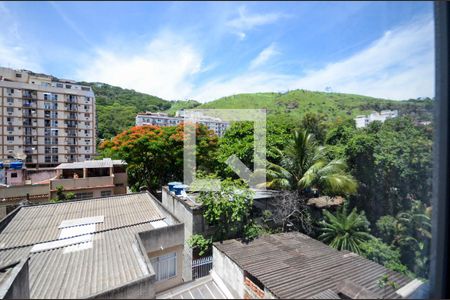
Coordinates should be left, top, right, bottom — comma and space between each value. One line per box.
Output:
214, 232, 416, 299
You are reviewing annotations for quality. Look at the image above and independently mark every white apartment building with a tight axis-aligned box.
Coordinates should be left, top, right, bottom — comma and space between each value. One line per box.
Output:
0, 67, 96, 168
355, 110, 399, 128
136, 110, 230, 137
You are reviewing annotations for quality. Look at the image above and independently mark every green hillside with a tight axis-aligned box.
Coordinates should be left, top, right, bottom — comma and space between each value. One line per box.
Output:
84, 81, 432, 140
80, 83, 200, 139
199, 89, 433, 126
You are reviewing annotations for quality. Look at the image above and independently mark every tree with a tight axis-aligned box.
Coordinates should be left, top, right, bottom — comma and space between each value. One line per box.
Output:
375, 200, 432, 278
360, 238, 410, 275
318, 203, 372, 254
198, 178, 255, 241
99, 123, 218, 193
269, 191, 313, 234
299, 112, 328, 143
265, 130, 357, 197
51, 185, 75, 203
216, 121, 290, 178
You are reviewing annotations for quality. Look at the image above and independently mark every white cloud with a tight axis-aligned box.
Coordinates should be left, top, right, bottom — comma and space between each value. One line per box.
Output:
249, 43, 280, 69
75, 32, 203, 100
0, 3, 42, 70
76, 15, 434, 103
291, 17, 434, 100
226, 6, 286, 40
192, 16, 434, 101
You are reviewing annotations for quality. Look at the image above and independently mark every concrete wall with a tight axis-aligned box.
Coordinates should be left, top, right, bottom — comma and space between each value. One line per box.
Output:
28, 169, 57, 184
161, 187, 211, 281
212, 246, 244, 299
0, 259, 30, 299
0, 184, 49, 199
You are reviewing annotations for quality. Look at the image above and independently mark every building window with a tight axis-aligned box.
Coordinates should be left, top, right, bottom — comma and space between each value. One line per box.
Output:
7, 97, 13, 104
7, 146, 14, 151
7, 88, 14, 94
7, 136, 14, 141
7, 107, 14, 113
11, 173, 18, 178
7, 126, 13, 132
150, 252, 177, 281
56, 83, 63, 88
15, 73, 22, 78
85, 155, 91, 159
74, 192, 93, 200
45, 156, 51, 163
101, 190, 112, 197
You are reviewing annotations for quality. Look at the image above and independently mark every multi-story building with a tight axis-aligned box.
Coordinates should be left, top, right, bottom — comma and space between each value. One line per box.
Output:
135, 110, 230, 137
354, 110, 398, 128
0, 67, 96, 168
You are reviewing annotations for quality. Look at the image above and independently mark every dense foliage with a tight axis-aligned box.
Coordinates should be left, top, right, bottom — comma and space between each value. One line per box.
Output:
94, 83, 433, 279
318, 204, 372, 254
99, 123, 218, 193
265, 130, 358, 196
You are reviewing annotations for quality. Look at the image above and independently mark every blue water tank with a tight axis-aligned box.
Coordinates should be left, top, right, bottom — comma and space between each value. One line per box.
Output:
168, 182, 182, 192
173, 185, 186, 196
10, 161, 23, 170
0, 162, 3, 169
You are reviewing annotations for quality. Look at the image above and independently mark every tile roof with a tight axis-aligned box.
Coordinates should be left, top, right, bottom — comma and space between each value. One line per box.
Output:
214, 232, 416, 299
0, 192, 172, 299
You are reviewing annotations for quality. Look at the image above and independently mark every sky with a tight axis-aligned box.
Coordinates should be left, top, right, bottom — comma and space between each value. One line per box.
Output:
0, 1, 434, 102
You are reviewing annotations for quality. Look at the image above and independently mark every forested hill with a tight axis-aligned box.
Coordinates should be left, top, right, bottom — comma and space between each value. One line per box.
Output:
83, 82, 433, 140
199, 90, 433, 126
79, 82, 201, 139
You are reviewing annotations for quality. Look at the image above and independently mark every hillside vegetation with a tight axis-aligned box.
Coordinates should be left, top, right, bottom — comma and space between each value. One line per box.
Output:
199, 90, 433, 126
85, 82, 432, 140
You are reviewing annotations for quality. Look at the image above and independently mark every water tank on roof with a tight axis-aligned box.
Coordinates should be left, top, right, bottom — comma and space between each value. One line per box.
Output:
0, 162, 3, 169
173, 184, 187, 196
168, 182, 182, 192
10, 161, 23, 170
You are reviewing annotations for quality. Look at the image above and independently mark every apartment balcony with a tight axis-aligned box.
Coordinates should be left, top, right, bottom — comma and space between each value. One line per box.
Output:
50, 176, 115, 191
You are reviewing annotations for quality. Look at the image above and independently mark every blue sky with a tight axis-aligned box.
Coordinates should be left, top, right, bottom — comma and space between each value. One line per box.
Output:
0, 1, 434, 102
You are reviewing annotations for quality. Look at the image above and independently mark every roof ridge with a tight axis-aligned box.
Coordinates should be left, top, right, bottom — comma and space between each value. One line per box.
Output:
0, 217, 165, 253
21, 191, 150, 208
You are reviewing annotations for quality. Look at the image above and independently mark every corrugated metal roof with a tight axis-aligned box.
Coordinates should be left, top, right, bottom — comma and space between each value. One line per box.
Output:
0, 192, 170, 299
156, 275, 227, 299
214, 232, 415, 299
55, 158, 126, 170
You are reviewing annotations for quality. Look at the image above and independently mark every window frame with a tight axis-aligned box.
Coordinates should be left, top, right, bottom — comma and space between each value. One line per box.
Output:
431, 2, 450, 298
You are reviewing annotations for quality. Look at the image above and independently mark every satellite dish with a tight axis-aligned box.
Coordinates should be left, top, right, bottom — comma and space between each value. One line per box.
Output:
14, 152, 27, 160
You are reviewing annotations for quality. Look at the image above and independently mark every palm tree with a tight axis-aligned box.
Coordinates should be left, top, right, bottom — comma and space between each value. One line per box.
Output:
264, 130, 357, 196
318, 204, 373, 254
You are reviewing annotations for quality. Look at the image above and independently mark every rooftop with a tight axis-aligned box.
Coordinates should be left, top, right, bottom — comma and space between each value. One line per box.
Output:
55, 158, 126, 170
214, 232, 418, 299
0, 192, 176, 299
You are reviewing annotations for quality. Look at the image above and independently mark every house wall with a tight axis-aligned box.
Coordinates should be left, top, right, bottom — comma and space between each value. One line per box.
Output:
138, 223, 185, 293
147, 244, 184, 293
161, 187, 211, 281
212, 246, 245, 299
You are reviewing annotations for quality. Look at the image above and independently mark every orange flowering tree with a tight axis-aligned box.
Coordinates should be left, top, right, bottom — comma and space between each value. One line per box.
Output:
99, 123, 218, 193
